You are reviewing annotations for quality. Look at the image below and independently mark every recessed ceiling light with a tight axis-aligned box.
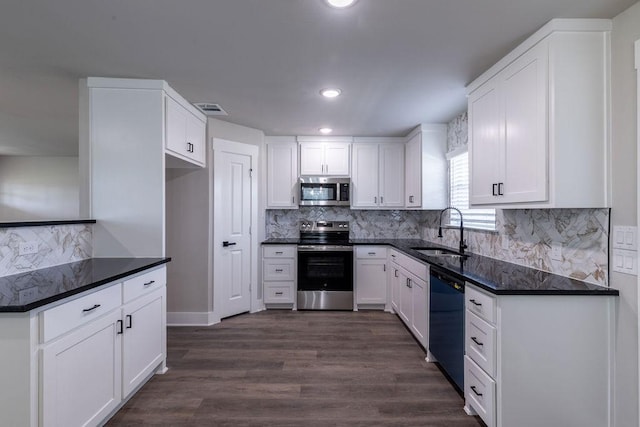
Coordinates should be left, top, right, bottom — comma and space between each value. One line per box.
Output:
319, 128, 333, 134
320, 88, 342, 98
325, 0, 357, 8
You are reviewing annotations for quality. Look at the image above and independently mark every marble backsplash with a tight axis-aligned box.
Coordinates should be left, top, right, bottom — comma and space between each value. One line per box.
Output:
0, 224, 92, 277
266, 207, 609, 286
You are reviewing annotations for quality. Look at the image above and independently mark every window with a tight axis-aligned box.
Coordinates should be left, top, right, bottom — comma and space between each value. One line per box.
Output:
447, 149, 496, 231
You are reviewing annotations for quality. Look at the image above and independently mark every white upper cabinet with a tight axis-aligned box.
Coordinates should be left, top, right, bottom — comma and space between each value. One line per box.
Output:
266, 137, 298, 209
404, 125, 447, 209
298, 137, 352, 176
165, 95, 206, 167
467, 19, 611, 208
351, 139, 404, 209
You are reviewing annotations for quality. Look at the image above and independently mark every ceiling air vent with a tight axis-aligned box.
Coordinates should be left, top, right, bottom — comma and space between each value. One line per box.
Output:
194, 103, 228, 116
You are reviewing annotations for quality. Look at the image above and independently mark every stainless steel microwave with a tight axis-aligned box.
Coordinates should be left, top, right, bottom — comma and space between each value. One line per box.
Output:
299, 177, 350, 206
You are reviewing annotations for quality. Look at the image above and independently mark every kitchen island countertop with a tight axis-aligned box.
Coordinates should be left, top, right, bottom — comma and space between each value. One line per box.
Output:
0, 257, 171, 312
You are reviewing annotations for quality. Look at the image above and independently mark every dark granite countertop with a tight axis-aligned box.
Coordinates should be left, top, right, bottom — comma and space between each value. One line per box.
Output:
0, 257, 171, 313
0, 219, 96, 228
263, 238, 618, 296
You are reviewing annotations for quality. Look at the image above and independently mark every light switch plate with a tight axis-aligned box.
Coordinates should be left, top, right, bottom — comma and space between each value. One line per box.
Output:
612, 249, 638, 275
613, 226, 637, 250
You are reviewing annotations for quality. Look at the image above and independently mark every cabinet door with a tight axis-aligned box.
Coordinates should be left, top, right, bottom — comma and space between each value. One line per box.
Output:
410, 275, 428, 348
390, 263, 401, 312
380, 143, 405, 207
405, 133, 421, 207
501, 43, 548, 204
165, 96, 189, 156
41, 310, 122, 427
469, 81, 504, 205
398, 270, 412, 325
351, 144, 379, 208
356, 259, 387, 304
267, 143, 298, 208
185, 111, 206, 166
299, 143, 325, 175
122, 289, 165, 397
324, 143, 350, 176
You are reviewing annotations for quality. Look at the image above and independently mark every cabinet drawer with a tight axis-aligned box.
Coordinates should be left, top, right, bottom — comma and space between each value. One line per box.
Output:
41, 284, 122, 343
466, 285, 496, 324
397, 253, 428, 278
263, 259, 295, 281
465, 355, 496, 427
264, 282, 294, 303
466, 310, 497, 377
122, 266, 166, 304
263, 246, 296, 258
355, 246, 387, 259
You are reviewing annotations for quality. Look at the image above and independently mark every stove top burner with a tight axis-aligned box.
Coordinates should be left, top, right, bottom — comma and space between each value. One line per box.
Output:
299, 220, 350, 245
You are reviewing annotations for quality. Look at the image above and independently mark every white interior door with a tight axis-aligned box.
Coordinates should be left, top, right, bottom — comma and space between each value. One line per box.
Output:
214, 140, 255, 319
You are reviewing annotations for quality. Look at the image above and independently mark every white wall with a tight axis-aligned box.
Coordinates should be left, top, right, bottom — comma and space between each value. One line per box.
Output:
0, 156, 79, 220
611, 3, 640, 426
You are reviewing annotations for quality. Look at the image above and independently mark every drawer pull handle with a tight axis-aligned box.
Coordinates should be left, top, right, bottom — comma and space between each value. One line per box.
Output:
82, 304, 101, 313
275, 269, 284, 273
144, 280, 155, 287
275, 292, 284, 296
471, 337, 484, 346
126, 314, 133, 329
275, 251, 284, 255
368, 252, 376, 255
471, 386, 483, 397
469, 299, 482, 306
117, 319, 123, 335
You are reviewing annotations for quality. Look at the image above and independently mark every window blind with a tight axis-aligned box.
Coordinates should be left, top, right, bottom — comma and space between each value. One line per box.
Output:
448, 151, 496, 231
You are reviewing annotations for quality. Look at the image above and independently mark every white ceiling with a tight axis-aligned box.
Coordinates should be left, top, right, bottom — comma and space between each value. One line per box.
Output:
0, 0, 635, 156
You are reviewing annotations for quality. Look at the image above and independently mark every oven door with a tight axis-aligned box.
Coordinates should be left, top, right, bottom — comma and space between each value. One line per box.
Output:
297, 247, 353, 292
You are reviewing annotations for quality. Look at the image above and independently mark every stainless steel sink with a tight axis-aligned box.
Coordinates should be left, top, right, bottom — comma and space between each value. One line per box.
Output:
412, 248, 465, 258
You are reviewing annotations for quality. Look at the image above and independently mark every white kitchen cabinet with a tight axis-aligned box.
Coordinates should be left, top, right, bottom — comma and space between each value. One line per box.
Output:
389, 249, 429, 348
467, 19, 611, 208
41, 309, 122, 427
404, 125, 447, 209
165, 95, 206, 167
266, 138, 298, 209
122, 287, 165, 397
351, 139, 404, 209
298, 137, 352, 176
355, 246, 388, 308
463, 283, 615, 427
262, 245, 297, 307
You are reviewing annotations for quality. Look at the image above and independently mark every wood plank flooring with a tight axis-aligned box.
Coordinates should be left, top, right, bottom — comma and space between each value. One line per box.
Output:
107, 310, 484, 426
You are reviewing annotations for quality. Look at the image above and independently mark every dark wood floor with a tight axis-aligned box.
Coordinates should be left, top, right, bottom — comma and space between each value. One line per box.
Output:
107, 310, 484, 426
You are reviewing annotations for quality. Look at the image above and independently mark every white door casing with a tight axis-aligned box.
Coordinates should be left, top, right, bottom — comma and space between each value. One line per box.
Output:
213, 138, 259, 320
635, 37, 640, 425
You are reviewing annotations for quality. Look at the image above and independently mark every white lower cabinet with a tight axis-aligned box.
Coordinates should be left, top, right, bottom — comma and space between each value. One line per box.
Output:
389, 249, 429, 348
33, 266, 167, 427
41, 309, 123, 427
464, 283, 615, 427
262, 245, 297, 307
355, 246, 388, 308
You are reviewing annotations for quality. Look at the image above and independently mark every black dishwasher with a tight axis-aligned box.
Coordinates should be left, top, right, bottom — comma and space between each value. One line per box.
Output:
429, 266, 465, 391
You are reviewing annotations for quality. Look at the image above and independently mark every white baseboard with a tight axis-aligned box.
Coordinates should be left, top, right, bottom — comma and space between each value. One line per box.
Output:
167, 311, 221, 326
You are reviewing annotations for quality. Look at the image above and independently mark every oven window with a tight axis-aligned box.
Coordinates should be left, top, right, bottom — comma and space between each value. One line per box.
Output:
301, 184, 336, 201
298, 251, 353, 291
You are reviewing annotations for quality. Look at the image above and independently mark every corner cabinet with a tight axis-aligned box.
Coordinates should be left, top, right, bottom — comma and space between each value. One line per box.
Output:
266, 137, 298, 209
467, 19, 611, 208
297, 137, 352, 176
351, 139, 404, 209
404, 125, 447, 209
463, 283, 615, 427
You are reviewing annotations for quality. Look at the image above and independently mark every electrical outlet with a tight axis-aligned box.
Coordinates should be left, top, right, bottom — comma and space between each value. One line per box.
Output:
19, 241, 38, 256
550, 244, 562, 261
502, 236, 509, 250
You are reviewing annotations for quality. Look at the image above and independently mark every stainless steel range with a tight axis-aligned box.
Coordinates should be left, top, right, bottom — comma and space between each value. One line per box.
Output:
297, 220, 353, 310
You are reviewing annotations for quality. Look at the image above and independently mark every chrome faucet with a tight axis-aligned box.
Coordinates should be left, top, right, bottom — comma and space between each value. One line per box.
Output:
438, 207, 468, 255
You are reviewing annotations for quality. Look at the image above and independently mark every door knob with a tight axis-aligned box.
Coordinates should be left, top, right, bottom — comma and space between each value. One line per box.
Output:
222, 241, 237, 247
